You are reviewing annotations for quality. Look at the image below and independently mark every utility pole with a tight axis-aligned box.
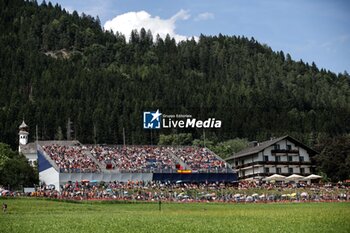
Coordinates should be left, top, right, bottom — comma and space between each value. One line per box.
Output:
36, 125, 39, 143
67, 118, 72, 140
203, 130, 206, 147
36, 125, 39, 155
123, 127, 126, 146
93, 124, 97, 145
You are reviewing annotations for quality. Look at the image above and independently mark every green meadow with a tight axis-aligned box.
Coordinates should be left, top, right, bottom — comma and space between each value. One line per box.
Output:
0, 198, 349, 233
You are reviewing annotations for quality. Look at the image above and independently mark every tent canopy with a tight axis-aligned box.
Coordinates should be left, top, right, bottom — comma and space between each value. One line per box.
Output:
304, 174, 322, 180
286, 174, 305, 181
264, 174, 286, 181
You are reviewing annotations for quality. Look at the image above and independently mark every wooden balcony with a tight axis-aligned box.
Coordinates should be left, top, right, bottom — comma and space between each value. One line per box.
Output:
234, 161, 313, 169
271, 149, 299, 154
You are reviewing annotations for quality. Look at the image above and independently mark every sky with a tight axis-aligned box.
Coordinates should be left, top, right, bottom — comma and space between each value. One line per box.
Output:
49, 0, 350, 74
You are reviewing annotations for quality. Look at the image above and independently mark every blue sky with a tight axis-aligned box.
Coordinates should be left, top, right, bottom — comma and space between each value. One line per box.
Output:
49, 0, 350, 74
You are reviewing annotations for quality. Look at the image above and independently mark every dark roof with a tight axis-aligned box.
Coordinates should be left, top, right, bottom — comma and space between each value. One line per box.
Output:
19, 120, 28, 129
225, 135, 318, 161
18, 130, 29, 135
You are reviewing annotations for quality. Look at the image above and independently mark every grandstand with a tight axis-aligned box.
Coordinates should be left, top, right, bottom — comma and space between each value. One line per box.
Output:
43, 144, 101, 173
88, 145, 178, 173
37, 141, 236, 191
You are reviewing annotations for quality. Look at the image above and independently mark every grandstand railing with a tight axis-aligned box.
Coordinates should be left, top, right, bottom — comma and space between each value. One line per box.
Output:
168, 146, 233, 172
205, 147, 234, 172
58, 168, 102, 173
37, 144, 61, 171
116, 168, 235, 174
83, 148, 108, 173
165, 148, 190, 170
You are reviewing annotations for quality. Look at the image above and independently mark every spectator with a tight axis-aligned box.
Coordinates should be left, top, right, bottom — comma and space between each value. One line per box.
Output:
2, 203, 7, 213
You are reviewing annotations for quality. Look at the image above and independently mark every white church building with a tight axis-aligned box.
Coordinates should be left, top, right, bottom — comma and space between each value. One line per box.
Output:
18, 120, 37, 166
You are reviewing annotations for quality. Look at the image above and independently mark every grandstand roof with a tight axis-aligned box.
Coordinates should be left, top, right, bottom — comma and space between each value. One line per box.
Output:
38, 140, 81, 146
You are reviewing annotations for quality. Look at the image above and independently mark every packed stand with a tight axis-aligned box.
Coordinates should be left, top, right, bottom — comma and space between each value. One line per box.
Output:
89, 145, 177, 173
29, 180, 350, 203
170, 147, 229, 173
43, 144, 101, 173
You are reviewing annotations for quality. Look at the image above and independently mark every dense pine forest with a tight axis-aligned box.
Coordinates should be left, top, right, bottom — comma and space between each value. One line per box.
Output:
1, 0, 350, 151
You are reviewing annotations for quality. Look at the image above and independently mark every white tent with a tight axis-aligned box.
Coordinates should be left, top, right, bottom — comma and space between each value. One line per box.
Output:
264, 174, 286, 181
304, 174, 322, 180
286, 174, 305, 181
303, 174, 322, 184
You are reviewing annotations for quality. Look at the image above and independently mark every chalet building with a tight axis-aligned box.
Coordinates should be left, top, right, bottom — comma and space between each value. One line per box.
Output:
225, 135, 318, 180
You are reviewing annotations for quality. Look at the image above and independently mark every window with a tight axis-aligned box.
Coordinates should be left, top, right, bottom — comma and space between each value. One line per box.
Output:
288, 156, 293, 162
275, 156, 281, 162
300, 168, 305, 174
288, 168, 293, 174
264, 167, 270, 173
276, 167, 281, 174
264, 156, 269, 162
300, 156, 304, 162
274, 144, 280, 150
235, 161, 238, 166
287, 145, 292, 150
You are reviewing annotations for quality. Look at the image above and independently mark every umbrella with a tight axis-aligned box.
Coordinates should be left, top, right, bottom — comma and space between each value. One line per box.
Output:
204, 193, 216, 197
1, 190, 10, 195
264, 174, 286, 181
286, 174, 305, 181
301, 192, 308, 197
304, 174, 322, 180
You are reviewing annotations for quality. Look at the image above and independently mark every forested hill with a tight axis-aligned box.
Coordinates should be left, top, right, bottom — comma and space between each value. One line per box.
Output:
1, 0, 350, 148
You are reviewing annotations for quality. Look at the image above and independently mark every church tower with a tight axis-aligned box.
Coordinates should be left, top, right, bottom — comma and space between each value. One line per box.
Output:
18, 120, 29, 152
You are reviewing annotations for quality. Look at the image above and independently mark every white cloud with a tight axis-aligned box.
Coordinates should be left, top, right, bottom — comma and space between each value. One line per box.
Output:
194, 12, 214, 21
104, 9, 193, 42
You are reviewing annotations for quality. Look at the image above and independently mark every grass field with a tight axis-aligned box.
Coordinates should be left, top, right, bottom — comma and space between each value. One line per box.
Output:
0, 199, 349, 233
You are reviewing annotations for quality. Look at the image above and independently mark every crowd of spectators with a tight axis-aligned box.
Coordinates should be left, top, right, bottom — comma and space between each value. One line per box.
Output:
169, 147, 229, 172
28, 180, 350, 203
43, 144, 100, 173
89, 145, 176, 172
